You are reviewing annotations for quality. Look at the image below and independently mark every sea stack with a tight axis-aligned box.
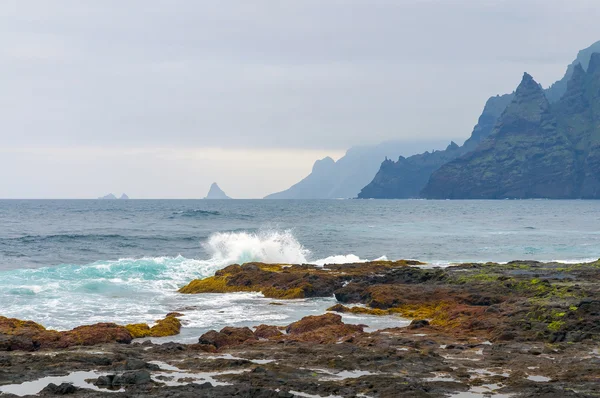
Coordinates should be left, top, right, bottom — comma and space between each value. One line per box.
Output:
205, 183, 231, 199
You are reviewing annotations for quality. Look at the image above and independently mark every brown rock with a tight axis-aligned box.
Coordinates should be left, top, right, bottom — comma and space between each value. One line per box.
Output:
198, 327, 257, 349
286, 313, 344, 335
254, 325, 283, 339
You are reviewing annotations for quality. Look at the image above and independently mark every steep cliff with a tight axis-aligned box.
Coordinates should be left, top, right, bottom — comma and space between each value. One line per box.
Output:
422, 54, 600, 199
359, 41, 600, 199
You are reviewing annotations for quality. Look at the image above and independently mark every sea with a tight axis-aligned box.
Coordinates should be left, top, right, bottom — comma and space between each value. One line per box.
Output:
1, 199, 600, 342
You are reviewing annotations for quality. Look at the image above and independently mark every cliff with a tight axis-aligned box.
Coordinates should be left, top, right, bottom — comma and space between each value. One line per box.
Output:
359, 40, 600, 199
422, 53, 600, 199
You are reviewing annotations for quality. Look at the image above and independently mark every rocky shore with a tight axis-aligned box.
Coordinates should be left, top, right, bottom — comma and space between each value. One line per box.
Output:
1, 260, 599, 397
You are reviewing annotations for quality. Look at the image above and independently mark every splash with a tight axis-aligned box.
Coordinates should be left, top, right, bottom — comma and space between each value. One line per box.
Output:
312, 254, 388, 266
0, 229, 390, 334
204, 230, 310, 265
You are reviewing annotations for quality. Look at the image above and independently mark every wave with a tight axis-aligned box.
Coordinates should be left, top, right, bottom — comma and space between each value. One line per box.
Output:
1, 234, 199, 245
4, 234, 124, 243
203, 230, 310, 265
0, 228, 395, 334
171, 209, 221, 218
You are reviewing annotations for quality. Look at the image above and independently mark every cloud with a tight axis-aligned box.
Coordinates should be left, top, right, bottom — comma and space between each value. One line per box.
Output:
0, 0, 599, 196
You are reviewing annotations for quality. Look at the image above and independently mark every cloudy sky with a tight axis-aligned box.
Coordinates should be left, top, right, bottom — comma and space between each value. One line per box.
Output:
1, 0, 599, 198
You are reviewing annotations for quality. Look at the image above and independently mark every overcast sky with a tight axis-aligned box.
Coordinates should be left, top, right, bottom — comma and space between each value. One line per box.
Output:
1, 0, 599, 198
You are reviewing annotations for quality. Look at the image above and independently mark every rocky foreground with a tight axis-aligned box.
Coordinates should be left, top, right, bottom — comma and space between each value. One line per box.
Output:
1, 260, 599, 397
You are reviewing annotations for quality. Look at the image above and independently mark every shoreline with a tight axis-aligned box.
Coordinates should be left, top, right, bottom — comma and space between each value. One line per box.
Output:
1, 259, 599, 397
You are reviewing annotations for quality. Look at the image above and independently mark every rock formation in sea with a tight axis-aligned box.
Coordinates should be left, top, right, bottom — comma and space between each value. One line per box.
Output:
205, 182, 231, 199
264, 139, 452, 199
98, 193, 129, 200
422, 53, 600, 199
359, 40, 600, 199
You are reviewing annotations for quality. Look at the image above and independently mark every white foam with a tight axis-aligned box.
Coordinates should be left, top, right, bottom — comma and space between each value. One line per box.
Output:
311, 254, 390, 266
553, 258, 599, 264
204, 230, 310, 265
312, 254, 362, 266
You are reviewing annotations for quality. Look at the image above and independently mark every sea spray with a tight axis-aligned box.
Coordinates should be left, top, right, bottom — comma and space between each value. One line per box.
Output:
0, 229, 380, 337
203, 230, 310, 265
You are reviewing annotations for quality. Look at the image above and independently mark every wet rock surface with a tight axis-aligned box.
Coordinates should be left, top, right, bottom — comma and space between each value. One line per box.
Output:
1, 260, 599, 397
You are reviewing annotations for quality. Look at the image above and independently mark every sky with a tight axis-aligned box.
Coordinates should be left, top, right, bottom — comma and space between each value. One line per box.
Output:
1, 0, 600, 198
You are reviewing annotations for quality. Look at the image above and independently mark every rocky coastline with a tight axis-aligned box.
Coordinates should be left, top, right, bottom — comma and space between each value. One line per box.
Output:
1, 259, 599, 397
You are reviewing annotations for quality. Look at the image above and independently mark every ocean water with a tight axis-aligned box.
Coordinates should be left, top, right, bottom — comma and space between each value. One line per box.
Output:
1, 199, 600, 341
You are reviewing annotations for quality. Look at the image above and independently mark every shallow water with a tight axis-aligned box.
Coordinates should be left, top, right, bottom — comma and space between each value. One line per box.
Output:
0, 371, 115, 396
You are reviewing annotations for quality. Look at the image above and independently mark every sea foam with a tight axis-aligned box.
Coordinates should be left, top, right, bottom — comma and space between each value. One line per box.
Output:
0, 229, 386, 336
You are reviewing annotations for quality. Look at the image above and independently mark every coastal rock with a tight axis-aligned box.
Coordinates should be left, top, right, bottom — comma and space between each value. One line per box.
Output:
51, 323, 133, 348
2, 259, 600, 397
198, 327, 257, 349
286, 313, 345, 335
204, 183, 231, 199
40, 382, 78, 395
254, 325, 283, 339
0, 334, 37, 351
112, 370, 152, 386
125, 314, 182, 338
179, 260, 420, 299
0, 313, 184, 351
284, 313, 364, 343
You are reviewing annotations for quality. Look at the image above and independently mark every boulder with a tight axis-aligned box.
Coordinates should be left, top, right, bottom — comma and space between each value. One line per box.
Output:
286, 313, 344, 335
112, 370, 152, 386
254, 325, 283, 339
198, 327, 257, 349
408, 320, 430, 329
40, 382, 77, 395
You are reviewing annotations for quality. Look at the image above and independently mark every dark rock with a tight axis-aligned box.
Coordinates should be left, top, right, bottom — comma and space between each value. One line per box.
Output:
198, 327, 257, 349
112, 370, 152, 386
114, 358, 160, 371
94, 375, 115, 387
0, 334, 36, 352
254, 325, 283, 339
286, 313, 344, 335
40, 382, 77, 395
408, 320, 430, 329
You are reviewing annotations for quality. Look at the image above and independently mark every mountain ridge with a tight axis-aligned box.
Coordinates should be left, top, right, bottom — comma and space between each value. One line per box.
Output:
359, 40, 600, 199
264, 140, 453, 199
421, 53, 600, 199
